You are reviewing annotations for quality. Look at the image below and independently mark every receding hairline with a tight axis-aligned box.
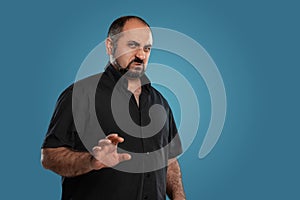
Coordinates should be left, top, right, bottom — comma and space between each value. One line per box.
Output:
107, 16, 151, 38
123, 18, 151, 31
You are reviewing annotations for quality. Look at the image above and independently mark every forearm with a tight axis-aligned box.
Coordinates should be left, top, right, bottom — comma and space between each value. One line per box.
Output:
41, 147, 104, 177
166, 159, 186, 200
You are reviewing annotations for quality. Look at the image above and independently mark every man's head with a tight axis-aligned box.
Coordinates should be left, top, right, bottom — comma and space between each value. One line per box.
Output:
106, 16, 153, 79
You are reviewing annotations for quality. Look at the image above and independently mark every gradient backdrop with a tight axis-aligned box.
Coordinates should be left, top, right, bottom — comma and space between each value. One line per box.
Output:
1, 0, 299, 199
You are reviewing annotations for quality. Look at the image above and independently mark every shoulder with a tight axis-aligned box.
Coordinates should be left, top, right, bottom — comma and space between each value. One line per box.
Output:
60, 73, 103, 97
73, 73, 103, 92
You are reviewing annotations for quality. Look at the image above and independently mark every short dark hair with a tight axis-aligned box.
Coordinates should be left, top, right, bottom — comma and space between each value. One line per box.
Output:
107, 15, 150, 39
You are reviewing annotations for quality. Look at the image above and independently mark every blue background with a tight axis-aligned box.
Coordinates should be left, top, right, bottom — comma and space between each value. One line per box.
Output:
1, 0, 299, 199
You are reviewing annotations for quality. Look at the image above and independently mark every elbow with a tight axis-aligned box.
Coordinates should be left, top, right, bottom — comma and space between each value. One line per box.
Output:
40, 148, 51, 169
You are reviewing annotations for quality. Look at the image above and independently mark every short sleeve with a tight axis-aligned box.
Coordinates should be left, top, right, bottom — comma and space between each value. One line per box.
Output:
42, 86, 78, 149
167, 107, 183, 159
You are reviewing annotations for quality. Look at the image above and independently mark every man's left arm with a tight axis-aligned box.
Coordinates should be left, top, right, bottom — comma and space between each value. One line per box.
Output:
166, 158, 186, 200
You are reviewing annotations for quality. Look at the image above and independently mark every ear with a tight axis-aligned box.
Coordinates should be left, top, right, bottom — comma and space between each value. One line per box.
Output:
106, 37, 113, 55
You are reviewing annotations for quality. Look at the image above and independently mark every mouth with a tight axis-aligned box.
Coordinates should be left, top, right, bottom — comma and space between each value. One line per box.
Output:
130, 62, 143, 69
123, 60, 145, 78
132, 61, 143, 66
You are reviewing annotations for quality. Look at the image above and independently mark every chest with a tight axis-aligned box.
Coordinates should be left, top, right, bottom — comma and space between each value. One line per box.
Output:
95, 88, 170, 153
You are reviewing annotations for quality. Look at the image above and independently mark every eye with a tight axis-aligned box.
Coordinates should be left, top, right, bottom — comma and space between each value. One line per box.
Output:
128, 42, 138, 48
144, 46, 151, 52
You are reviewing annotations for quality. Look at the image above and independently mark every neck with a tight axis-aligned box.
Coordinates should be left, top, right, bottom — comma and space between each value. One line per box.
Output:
111, 61, 127, 73
127, 78, 141, 93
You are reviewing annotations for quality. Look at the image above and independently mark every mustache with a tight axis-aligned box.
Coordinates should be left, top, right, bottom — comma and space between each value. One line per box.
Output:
130, 57, 143, 65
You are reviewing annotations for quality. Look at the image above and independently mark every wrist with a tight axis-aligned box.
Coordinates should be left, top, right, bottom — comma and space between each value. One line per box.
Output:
172, 192, 186, 200
89, 155, 95, 170
89, 155, 106, 170
173, 197, 186, 200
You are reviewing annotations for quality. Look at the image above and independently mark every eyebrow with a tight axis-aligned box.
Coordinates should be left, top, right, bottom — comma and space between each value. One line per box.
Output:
144, 44, 152, 48
128, 40, 152, 48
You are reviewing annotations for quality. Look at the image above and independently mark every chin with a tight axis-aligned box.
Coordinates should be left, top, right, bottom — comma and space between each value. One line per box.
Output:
130, 65, 143, 70
125, 71, 144, 79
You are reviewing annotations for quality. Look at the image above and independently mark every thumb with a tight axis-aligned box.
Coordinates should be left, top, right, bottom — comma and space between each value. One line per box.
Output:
118, 153, 131, 162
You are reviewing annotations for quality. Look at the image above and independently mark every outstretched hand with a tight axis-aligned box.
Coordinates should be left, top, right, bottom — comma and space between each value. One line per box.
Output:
91, 134, 131, 169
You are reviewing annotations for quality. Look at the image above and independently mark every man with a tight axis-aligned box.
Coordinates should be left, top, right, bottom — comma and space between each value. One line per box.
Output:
41, 16, 186, 200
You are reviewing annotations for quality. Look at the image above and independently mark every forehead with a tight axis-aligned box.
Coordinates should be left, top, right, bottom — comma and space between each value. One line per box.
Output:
119, 19, 152, 44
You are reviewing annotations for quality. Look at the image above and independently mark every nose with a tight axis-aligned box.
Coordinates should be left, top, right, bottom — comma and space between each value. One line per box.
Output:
135, 48, 146, 60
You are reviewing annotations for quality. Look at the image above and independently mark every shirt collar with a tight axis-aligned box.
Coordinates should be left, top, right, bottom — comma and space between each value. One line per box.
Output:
105, 62, 151, 91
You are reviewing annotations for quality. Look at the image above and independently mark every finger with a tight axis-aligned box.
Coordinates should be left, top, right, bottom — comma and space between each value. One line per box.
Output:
92, 146, 102, 154
111, 137, 124, 145
106, 133, 118, 138
98, 139, 112, 146
106, 134, 120, 145
118, 153, 132, 162
107, 135, 124, 145
106, 134, 118, 140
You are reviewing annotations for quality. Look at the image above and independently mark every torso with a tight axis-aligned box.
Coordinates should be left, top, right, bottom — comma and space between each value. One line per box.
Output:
127, 78, 142, 107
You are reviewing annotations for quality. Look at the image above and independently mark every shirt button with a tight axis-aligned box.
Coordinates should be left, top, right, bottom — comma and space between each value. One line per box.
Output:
146, 173, 150, 178
146, 152, 150, 155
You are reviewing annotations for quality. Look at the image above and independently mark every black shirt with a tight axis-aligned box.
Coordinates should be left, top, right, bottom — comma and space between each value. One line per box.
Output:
42, 64, 182, 200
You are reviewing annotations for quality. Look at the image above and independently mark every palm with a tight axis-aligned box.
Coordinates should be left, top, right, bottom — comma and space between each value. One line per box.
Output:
96, 144, 122, 167
92, 134, 131, 168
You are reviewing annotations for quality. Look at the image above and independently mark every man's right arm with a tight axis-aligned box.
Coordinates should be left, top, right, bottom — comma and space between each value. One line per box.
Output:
41, 147, 105, 177
41, 134, 131, 177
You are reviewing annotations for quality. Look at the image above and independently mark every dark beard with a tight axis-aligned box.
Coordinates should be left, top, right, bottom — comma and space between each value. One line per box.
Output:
114, 58, 145, 79
125, 64, 145, 79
